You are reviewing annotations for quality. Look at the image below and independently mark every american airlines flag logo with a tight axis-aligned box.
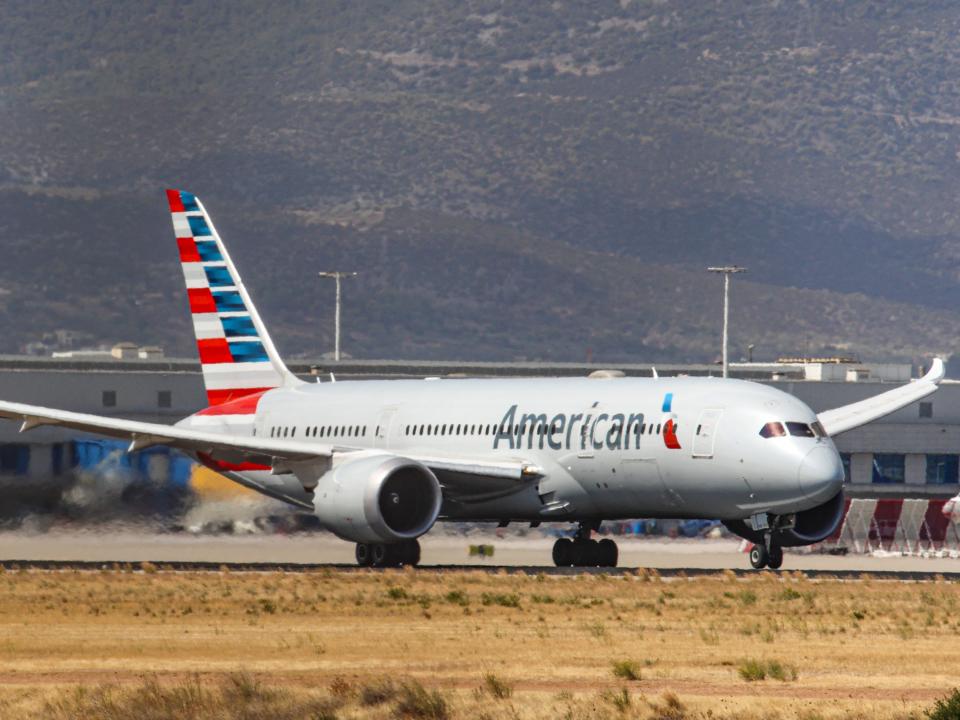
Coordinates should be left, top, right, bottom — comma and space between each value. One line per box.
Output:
167, 189, 282, 405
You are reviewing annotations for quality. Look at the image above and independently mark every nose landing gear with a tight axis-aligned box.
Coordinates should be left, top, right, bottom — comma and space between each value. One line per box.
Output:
552, 522, 618, 568
748, 536, 783, 570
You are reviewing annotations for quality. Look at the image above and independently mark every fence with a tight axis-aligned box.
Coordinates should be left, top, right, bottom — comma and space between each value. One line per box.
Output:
829, 497, 960, 555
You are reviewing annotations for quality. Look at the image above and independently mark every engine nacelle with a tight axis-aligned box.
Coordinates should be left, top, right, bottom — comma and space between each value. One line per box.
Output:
723, 491, 845, 548
313, 453, 442, 544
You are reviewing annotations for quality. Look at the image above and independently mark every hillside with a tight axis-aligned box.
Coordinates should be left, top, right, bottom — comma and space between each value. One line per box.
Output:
2, 1, 960, 363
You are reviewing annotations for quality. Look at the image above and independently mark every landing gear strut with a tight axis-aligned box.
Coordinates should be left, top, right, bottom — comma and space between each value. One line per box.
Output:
356, 539, 421, 568
552, 522, 618, 568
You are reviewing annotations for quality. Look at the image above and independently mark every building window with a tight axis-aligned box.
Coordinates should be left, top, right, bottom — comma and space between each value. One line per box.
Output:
102, 390, 117, 408
919, 402, 933, 419
926, 455, 959, 484
840, 453, 851, 483
0, 444, 30, 475
158, 391, 172, 409
872, 454, 905, 484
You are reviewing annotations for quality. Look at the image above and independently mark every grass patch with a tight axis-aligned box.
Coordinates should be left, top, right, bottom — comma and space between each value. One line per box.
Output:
444, 589, 469, 606
386, 586, 409, 601
480, 672, 513, 699
927, 688, 960, 720
738, 658, 798, 682
40, 673, 341, 720
480, 592, 520, 608
611, 659, 642, 681
394, 680, 448, 719
604, 687, 631, 712
359, 679, 397, 706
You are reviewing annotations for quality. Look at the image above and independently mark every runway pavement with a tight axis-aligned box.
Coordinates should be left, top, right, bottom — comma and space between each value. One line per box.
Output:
4, 529, 960, 574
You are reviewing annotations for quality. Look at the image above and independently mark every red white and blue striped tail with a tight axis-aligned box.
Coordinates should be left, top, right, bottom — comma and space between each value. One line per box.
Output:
166, 189, 301, 406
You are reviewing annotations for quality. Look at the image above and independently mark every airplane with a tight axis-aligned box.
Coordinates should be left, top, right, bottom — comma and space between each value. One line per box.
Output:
0, 190, 945, 570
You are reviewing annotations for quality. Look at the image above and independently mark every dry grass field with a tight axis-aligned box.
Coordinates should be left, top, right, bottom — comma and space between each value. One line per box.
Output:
0, 566, 958, 719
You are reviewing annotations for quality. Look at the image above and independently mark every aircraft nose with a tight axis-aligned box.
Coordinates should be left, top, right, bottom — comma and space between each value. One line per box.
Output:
797, 446, 844, 501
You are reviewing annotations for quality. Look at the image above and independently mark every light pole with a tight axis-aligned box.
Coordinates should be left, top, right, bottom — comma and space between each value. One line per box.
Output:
707, 266, 747, 378
318, 271, 357, 362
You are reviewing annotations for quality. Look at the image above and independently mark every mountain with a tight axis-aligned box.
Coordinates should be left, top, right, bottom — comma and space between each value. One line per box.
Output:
2, 1, 960, 364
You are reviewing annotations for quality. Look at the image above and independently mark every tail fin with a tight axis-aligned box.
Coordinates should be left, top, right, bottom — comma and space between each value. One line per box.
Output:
166, 189, 302, 406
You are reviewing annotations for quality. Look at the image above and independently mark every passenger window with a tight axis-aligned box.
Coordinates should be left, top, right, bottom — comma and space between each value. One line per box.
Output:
786, 422, 815, 438
759, 422, 786, 438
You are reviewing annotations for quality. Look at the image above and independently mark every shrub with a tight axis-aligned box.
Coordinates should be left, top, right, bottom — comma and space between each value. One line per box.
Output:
611, 659, 641, 681
444, 589, 468, 606
737, 659, 798, 682
359, 679, 397, 706
765, 660, 798, 682
482, 672, 513, 699
394, 680, 448, 719
780, 587, 802, 601
329, 676, 352, 698
605, 687, 630, 712
480, 592, 520, 608
387, 586, 408, 600
927, 688, 960, 720
737, 659, 766, 681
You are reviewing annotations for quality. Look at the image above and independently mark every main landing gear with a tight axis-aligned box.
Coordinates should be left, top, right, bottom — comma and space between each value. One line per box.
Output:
552, 522, 618, 568
748, 540, 783, 570
355, 539, 421, 568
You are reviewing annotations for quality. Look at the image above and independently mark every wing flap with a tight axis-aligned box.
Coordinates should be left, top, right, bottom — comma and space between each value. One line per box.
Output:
817, 358, 945, 436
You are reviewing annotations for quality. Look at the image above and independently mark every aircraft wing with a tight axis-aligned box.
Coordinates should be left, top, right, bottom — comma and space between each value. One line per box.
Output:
0, 399, 537, 488
0, 399, 336, 461
817, 358, 945, 437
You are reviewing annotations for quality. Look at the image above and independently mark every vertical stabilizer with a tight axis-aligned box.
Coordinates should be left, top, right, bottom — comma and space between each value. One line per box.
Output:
166, 189, 302, 405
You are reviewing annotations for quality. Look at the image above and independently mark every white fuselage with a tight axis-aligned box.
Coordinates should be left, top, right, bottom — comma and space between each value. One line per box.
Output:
179, 375, 845, 523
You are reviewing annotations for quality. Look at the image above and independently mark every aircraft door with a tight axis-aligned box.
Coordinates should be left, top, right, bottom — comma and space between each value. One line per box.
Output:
692, 409, 723, 458
374, 407, 398, 449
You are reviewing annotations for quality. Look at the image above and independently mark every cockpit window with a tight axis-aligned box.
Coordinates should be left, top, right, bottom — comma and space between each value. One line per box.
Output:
810, 421, 827, 438
786, 422, 816, 438
759, 422, 786, 438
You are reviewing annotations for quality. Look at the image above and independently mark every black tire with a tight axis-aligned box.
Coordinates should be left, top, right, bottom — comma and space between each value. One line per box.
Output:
356, 543, 374, 567
749, 544, 768, 570
372, 543, 390, 567
402, 539, 421, 567
598, 538, 618, 568
552, 538, 573, 567
767, 545, 783, 570
571, 539, 599, 567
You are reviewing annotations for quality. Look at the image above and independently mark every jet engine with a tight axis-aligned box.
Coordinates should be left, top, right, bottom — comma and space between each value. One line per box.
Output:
312, 454, 442, 544
723, 491, 845, 548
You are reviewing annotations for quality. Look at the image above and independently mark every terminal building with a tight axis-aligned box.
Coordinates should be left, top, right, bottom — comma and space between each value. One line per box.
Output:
0, 353, 955, 514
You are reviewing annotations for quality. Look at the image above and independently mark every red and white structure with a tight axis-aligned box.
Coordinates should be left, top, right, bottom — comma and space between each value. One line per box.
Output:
825, 495, 960, 555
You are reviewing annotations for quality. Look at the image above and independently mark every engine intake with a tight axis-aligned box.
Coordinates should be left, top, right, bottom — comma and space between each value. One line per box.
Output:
723, 491, 845, 548
313, 454, 442, 544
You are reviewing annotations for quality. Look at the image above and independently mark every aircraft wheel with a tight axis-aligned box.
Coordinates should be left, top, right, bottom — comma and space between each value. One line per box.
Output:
552, 538, 573, 567
767, 544, 783, 570
401, 539, 421, 567
598, 538, 618, 568
749, 544, 768, 570
571, 539, 598, 567
356, 543, 374, 567
372, 543, 391, 567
